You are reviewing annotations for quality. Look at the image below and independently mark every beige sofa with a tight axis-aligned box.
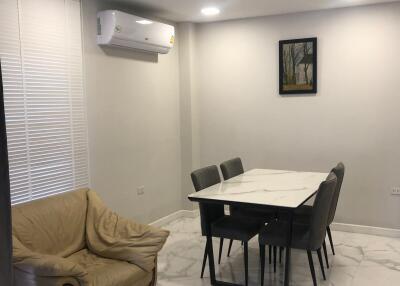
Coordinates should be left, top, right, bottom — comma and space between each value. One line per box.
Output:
12, 189, 166, 286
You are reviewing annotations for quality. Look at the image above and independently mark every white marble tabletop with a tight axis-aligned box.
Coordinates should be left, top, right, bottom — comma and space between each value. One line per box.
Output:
188, 169, 329, 209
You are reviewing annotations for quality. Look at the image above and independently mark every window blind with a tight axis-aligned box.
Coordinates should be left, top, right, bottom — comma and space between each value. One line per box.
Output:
0, 0, 89, 204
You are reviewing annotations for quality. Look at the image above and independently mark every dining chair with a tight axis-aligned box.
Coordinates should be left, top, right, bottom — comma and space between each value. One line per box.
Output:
191, 165, 261, 286
220, 158, 276, 258
287, 162, 345, 263
258, 172, 338, 286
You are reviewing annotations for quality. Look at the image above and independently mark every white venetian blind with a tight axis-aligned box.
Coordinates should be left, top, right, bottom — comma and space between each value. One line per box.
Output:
0, 0, 89, 204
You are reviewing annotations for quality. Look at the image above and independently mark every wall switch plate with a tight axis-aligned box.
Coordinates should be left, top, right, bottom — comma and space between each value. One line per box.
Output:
392, 187, 400, 195
137, 186, 145, 196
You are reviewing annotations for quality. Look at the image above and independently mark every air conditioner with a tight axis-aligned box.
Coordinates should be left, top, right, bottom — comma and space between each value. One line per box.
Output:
97, 10, 175, 54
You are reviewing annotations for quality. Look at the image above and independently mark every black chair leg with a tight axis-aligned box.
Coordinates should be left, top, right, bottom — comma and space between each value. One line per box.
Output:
260, 244, 265, 286
273, 246, 277, 273
269, 245, 272, 265
279, 247, 283, 264
218, 238, 224, 264
244, 242, 249, 286
322, 241, 329, 268
201, 240, 208, 278
227, 239, 233, 257
307, 251, 317, 286
317, 248, 326, 280
284, 247, 291, 286
327, 226, 335, 255
241, 241, 244, 246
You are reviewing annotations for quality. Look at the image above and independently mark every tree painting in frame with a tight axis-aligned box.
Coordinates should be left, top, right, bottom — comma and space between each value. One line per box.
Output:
279, 37, 317, 95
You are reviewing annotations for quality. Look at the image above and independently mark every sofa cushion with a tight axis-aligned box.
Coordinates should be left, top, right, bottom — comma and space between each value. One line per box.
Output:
68, 249, 153, 286
12, 189, 89, 257
13, 268, 81, 286
13, 236, 87, 278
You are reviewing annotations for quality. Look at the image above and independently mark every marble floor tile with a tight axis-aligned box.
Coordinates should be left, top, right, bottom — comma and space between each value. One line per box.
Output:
157, 216, 400, 286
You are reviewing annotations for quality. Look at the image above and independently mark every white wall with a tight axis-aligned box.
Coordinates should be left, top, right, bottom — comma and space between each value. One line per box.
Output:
178, 23, 197, 210
82, 0, 182, 223
81, 0, 400, 229
191, 3, 400, 229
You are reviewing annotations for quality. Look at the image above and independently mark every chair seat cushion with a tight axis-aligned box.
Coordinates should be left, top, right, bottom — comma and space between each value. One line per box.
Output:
295, 205, 313, 216
230, 205, 276, 223
211, 216, 262, 241
68, 249, 153, 286
278, 205, 312, 224
258, 221, 311, 250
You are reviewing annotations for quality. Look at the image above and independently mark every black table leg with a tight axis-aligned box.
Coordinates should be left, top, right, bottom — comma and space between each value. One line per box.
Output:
284, 211, 293, 286
206, 235, 242, 286
206, 235, 217, 284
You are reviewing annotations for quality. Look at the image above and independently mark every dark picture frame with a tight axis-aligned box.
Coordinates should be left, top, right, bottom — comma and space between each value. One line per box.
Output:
279, 37, 317, 95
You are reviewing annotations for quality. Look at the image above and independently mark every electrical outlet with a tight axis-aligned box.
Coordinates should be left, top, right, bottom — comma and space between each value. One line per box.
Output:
392, 187, 400, 196
137, 186, 145, 196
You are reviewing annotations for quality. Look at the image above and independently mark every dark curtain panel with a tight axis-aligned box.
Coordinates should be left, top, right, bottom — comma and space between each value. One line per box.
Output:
0, 61, 13, 285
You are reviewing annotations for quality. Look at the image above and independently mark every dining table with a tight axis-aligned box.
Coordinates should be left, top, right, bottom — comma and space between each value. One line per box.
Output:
188, 168, 329, 286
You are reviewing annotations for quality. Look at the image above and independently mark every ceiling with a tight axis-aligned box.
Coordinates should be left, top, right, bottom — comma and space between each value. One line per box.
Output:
110, 0, 399, 22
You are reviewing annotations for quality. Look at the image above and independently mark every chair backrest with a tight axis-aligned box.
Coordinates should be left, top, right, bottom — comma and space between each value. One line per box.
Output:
220, 157, 244, 180
327, 162, 345, 225
191, 165, 224, 236
328, 162, 345, 225
308, 172, 337, 250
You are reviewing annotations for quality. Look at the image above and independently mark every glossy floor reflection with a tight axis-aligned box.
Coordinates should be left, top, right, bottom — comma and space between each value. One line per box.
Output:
157, 215, 400, 286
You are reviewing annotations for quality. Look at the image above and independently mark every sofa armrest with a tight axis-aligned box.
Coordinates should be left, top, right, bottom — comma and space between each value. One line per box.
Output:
86, 190, 169, 273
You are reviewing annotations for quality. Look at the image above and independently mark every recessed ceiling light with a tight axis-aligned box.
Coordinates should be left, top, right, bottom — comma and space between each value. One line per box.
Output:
201, 7, 220, 16
136, 19, 153, 25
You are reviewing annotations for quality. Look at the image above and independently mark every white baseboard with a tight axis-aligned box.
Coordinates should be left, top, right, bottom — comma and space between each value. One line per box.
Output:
150, 209, 198, 227
151, 209, 400, 238
331, 222, 400, 238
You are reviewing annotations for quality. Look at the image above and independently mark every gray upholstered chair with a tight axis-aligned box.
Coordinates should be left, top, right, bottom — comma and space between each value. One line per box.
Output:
286, 162, 345, 265
220, 157, 244, 180
258, 172, 338, 286
191, 165, 261, 286
220, 158, 276, 258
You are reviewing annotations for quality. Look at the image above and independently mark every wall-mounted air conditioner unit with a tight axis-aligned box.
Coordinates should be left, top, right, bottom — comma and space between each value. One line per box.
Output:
97, 10, 175, 54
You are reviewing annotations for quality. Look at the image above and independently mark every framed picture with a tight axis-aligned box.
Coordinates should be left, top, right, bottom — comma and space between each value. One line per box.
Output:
279, 37, 317, 95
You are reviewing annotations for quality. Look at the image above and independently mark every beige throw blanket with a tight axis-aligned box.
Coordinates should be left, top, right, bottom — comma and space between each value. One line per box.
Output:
86, 190, 169, 272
